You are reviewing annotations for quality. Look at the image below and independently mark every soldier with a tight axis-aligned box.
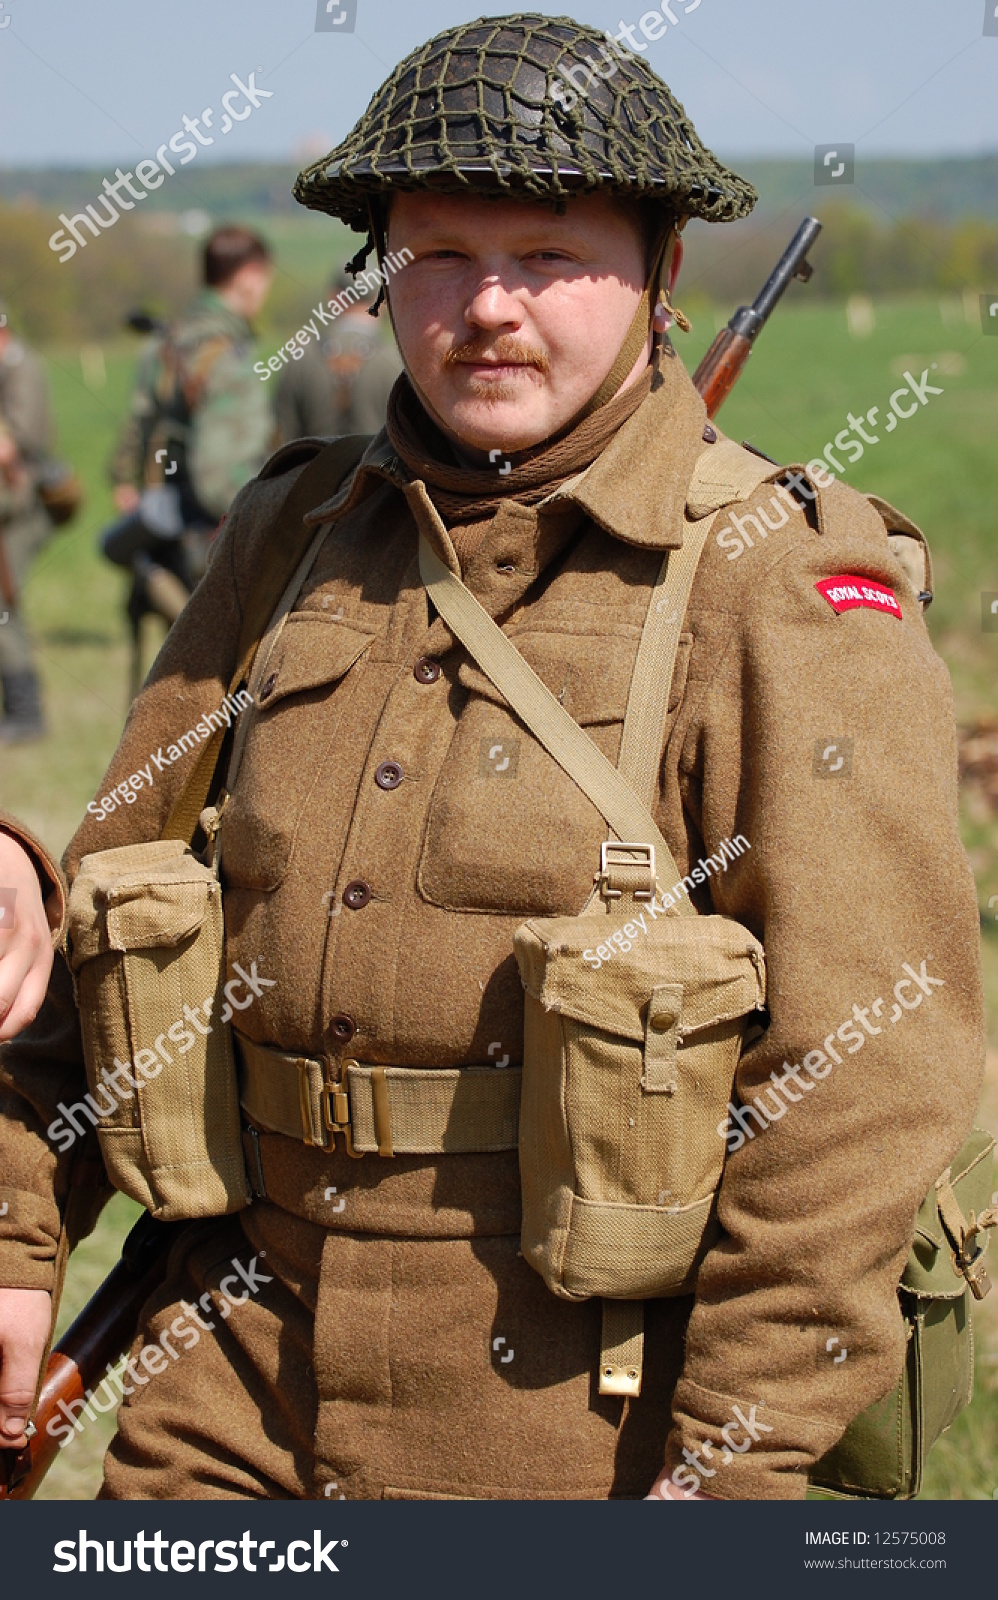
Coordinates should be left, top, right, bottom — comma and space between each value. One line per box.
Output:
0, 15, 985, 1502
0, 299, 56, 742
273, 271, 402, 444
101, 226, 276, 612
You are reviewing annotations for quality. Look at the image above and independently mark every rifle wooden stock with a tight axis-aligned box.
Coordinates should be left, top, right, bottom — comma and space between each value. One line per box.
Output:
0, 1216, 180, 1501
692, 327, 754, 419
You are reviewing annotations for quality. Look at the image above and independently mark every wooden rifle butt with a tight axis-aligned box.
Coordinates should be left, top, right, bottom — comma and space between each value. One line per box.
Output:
0, 1216, 179, 1501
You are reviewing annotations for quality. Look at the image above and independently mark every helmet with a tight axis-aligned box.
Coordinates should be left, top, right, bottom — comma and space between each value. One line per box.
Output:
294, 12, 756, 230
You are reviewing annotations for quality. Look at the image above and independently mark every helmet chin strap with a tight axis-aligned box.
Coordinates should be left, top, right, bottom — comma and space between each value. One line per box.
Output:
560, 224, 681, 429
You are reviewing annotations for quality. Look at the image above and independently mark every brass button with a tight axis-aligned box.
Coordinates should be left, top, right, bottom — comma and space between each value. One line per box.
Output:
343, 880, 371, 910
330, 1013, 356, 1044
374, 761, 403, 791
258, 671, 278, 701
650, 1011, 678, 1032
413, 657, 441, 684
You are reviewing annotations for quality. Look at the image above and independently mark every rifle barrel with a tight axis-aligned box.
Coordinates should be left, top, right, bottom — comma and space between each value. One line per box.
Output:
692, 216, 822, 418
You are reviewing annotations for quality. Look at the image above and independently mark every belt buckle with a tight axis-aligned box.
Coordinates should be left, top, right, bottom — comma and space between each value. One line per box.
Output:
295, 1056, 360, 1156
320, 1059, 364, 1158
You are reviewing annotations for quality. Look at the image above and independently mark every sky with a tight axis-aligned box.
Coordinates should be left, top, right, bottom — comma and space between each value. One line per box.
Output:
0, 0, 996, 169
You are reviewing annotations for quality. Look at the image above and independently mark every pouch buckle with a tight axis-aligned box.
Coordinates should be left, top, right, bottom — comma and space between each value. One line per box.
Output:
597, 841, 656, 901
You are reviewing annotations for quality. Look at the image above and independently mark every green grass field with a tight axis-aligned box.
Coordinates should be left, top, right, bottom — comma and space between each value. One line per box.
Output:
2, 295, 997, 1500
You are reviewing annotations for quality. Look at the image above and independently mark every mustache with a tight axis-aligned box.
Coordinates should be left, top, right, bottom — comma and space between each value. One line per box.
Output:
442, 334, 550, 375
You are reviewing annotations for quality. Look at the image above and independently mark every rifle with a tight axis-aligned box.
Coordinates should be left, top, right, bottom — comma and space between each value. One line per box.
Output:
693, 216, 823, 419
0, 1213, 183, 1501
0, 217, 823, 1502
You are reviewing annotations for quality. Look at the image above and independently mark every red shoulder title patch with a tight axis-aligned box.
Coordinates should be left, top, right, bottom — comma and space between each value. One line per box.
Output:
815, 575, 902, 620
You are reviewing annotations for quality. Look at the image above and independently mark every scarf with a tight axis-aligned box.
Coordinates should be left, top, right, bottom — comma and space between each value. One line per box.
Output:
385, 365, 654, 533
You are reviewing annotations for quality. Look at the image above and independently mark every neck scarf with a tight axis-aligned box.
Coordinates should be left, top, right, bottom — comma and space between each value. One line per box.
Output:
385, 364, 654, 529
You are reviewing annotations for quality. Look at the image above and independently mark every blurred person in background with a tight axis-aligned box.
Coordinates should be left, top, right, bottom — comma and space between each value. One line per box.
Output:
101, 226, 276, 624
0, 298, 57, 744
274, 269, 402, 444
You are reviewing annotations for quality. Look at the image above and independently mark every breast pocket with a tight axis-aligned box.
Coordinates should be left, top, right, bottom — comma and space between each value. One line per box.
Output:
417, 630, 646, 918
221, 615, 374, 890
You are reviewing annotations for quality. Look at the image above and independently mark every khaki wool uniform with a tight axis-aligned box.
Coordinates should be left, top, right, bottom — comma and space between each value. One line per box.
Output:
0, 349, 985, 1500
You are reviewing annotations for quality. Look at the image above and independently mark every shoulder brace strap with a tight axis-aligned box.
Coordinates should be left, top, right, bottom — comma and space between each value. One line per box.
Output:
163, 433, 372, 843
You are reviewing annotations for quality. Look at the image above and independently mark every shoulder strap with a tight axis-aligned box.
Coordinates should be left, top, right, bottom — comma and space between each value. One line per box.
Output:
163, 433, 371, 843
419, 440, 776, 908
421, 526, 685, 887
617, 440, 775, 806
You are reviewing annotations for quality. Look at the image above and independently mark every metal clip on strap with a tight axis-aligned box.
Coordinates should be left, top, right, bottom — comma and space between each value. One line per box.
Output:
936, 1169, 996, 1301
599, 1300, 644, 1397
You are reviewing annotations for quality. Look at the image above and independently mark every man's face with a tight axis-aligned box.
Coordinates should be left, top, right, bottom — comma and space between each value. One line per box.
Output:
224, 260, 274, 320
387, 192, 648, 454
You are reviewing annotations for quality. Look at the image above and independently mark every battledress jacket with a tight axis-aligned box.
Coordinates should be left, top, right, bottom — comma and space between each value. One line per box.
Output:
0, 350, 985, 1499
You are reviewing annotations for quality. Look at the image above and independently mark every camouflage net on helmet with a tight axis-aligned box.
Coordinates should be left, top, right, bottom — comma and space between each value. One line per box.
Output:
294, 12, 756, 231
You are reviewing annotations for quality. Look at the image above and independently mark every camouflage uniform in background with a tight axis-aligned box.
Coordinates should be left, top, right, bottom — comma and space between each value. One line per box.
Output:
104, 290, 274, 593
0, 311, 56, 741
274, 302, 402, 444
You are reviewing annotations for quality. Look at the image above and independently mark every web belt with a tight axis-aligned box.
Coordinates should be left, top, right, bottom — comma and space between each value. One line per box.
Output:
235, 1032, 521, 1157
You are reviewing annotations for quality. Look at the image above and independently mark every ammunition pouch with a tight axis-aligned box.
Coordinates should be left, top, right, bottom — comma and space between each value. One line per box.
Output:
515, 889, 766, 1305
65, 838, 249, 1220
61, 436, 373, 1223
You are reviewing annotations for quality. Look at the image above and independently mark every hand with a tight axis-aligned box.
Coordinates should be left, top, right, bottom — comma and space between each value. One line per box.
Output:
0, 1287, 51, 1448
112, 484, 141, 515
646, 1469, 716, 1501
0, 832, 54, 1041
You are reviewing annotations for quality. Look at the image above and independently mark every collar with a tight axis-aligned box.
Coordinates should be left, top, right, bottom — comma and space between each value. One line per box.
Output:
304, 342, 709, 552
546, 346, 709, 550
